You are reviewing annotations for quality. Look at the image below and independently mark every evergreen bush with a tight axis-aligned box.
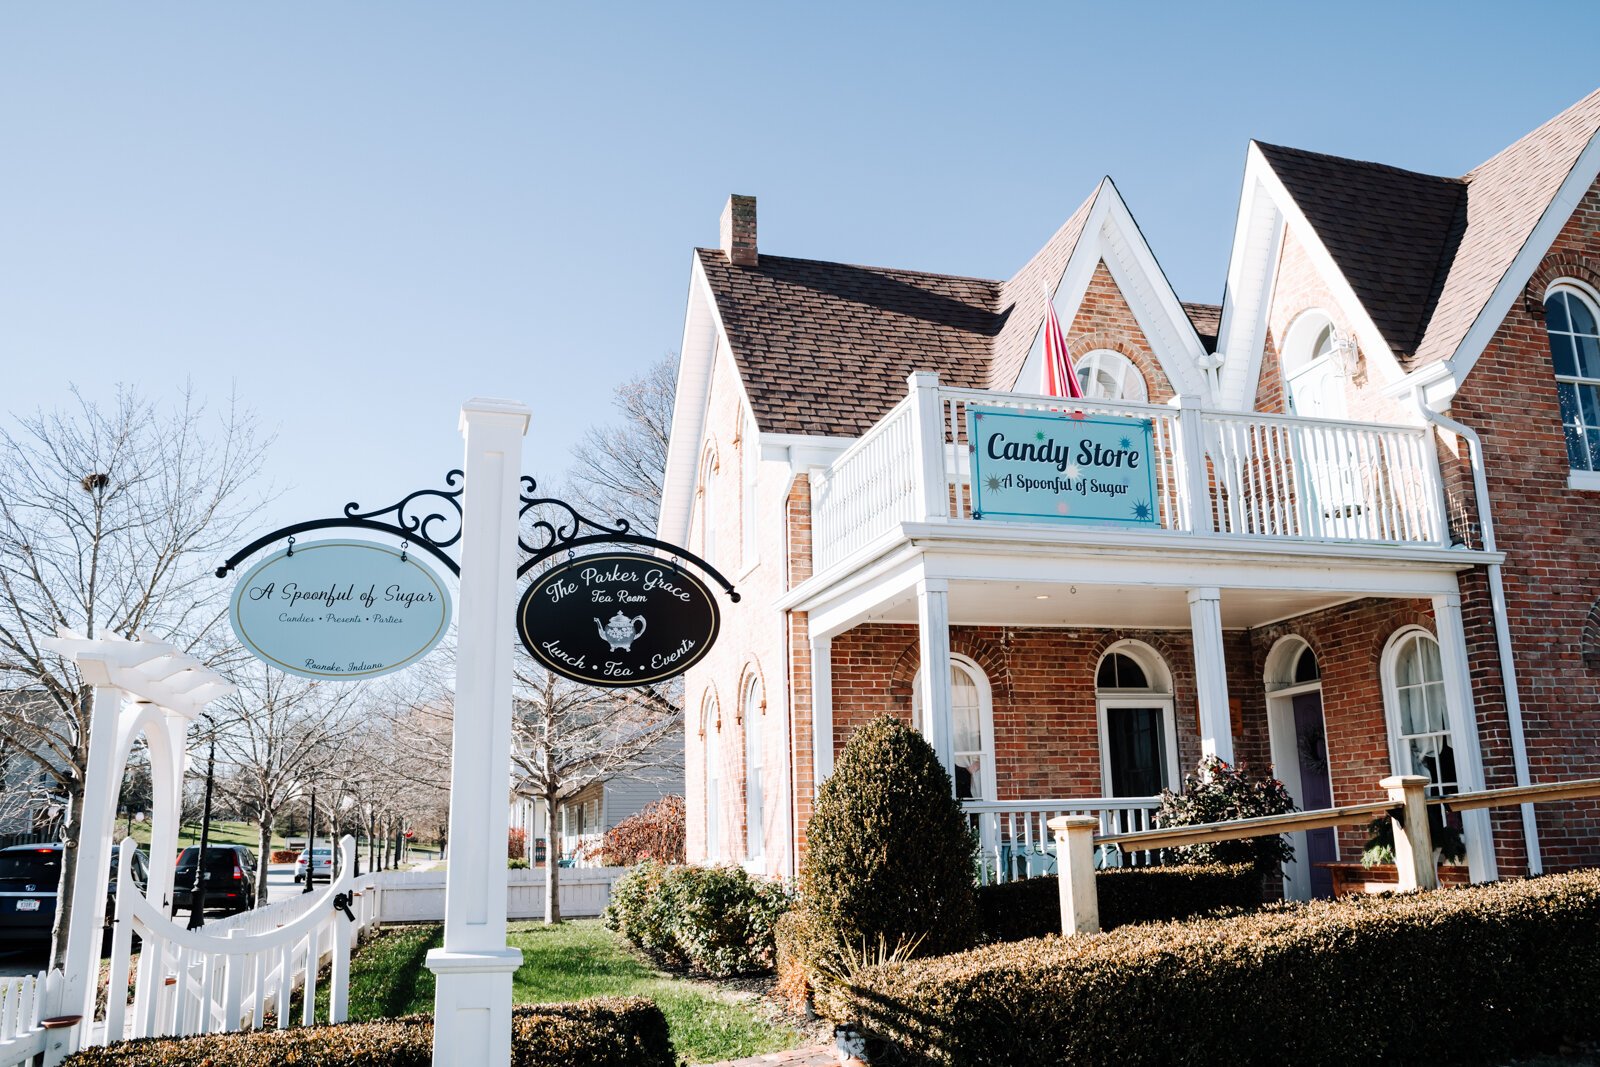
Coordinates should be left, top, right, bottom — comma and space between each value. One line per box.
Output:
973, 863, 1260, 943
828, 869, 1600, 1066
603, 860, 791, 977
800, 715, 978, 960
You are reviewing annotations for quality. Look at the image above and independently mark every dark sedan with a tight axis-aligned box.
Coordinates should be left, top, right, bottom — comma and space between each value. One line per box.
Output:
0, 843, 148, 950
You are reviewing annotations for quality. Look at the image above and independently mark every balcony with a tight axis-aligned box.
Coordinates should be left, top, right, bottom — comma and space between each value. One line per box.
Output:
810, 373, 1452, 576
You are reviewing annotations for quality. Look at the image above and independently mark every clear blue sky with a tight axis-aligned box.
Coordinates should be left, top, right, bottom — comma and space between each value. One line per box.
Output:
2, 3, 1595, 535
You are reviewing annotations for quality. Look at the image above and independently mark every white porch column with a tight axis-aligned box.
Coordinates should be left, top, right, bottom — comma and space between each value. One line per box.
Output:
1186, 587, 1234, 765
917, 578, 955, 777
1431, 591, 1498, 883
59, 685, 124, 1024
426, 399, 529, 1067
811, 634, 834, 787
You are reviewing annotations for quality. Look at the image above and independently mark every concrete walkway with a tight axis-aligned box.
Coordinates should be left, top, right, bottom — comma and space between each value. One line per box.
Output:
696, 1045, 836, 1067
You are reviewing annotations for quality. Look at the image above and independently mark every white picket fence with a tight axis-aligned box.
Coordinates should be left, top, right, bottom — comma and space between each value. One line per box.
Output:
369, 865, 627, 922
0, 970, 52, 1067
87, 834, 375, 1051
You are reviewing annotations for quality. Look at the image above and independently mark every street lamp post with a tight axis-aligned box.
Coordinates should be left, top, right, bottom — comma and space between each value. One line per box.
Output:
303, 786, 317, 895
187, 734, 216, 930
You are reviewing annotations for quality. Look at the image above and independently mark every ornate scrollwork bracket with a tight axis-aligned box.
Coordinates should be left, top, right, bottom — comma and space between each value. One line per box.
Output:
214, 470, 466, 578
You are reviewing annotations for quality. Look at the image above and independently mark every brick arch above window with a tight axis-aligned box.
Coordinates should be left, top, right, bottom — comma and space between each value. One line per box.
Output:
697, 686, 721, 737
1065, 332, 1170, 402
735, 661, 766, 723
1525, 258, 1600, 317
886, 632, 1013, 709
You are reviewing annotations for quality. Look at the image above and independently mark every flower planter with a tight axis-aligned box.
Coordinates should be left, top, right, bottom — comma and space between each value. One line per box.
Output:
1319, 862, 1470, 896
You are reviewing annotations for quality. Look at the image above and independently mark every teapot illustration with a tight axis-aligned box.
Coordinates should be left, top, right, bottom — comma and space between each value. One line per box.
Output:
596, 610, 647, 652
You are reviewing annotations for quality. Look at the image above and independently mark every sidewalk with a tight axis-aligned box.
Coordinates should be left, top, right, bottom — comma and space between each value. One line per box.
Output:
696, 1045, 835, 1067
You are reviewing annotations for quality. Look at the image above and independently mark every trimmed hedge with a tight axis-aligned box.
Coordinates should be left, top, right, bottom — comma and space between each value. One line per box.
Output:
603, 860, 792, 977
825, 869, 1600, 1066
975, 863, 1261, 942
62, 998, 674, 1067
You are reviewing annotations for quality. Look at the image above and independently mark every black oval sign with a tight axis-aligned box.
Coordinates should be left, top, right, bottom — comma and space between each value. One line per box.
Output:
516, 552, 721, 688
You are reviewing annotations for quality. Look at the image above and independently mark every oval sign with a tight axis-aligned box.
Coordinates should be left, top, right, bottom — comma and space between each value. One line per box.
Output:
230, 539, 453, 680
517, 552, 720, 688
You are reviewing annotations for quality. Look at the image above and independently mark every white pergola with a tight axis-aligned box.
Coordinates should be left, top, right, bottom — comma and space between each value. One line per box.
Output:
38, 629, 233, 1033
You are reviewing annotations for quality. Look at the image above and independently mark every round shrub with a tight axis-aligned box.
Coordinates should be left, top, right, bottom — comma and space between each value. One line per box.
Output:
800, 715, 978, 960
602, 795, 686, 866
604, 860, 791, 977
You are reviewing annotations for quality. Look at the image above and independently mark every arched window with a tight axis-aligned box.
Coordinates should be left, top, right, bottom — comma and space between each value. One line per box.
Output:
702, 693, 722, 861
1547, 285, 1600, 473
1095, 641, 1177, 798
742, 676, 764, 862
1382, 629, 1457, 796
1075, 350, 1149, 404
912, 656, 995, 801
1281, 310, 1348, 420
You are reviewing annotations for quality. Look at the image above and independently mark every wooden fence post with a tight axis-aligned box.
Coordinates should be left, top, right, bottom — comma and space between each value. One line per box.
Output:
1380, 775, 1437, 891
1047, 816, 1101, 936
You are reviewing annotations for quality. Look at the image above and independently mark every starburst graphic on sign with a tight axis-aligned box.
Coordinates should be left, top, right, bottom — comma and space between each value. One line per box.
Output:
1065, 463, 1081, 479
984, 475, 1002, 492
1131, 500, 1153, 521
1119, 437, 1132, 450
1070, 410, 1086, 420
1035, 431, 1046, 442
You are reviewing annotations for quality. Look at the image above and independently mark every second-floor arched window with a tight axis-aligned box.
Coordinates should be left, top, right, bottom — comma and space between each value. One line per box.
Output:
1547, 285, 1600, 474
1075, 350, 1149, 404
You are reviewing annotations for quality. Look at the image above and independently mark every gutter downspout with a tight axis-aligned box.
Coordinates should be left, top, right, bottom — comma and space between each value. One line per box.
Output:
1414, 391, 1542, 875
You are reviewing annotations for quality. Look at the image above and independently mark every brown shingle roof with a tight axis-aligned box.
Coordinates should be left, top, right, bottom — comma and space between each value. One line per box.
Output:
1182, 302, 1222, 351
1258, 89, 1600, 368
988, 187, 1100, 390
1256, 142, 1467, 360
696, 248, 1001, 437
1412, 88, 1600, 368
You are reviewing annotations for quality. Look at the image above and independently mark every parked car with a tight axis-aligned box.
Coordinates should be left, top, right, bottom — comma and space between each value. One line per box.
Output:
171, 845, 256, 916
0, 842, 148, 952
293, 848, 334, 884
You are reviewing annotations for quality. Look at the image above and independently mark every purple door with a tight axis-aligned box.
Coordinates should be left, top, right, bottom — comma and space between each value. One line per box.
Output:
1292, 692, 1336, 898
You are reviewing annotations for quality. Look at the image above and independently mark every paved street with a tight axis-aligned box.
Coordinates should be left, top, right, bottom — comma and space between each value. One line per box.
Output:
0, 863, 303, 977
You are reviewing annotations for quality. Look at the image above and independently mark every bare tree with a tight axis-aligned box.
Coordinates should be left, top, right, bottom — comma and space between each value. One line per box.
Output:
509, 665, 682, 924
0, 387, 266, 969
564, 354, 675, 536
209, 665, 363, 903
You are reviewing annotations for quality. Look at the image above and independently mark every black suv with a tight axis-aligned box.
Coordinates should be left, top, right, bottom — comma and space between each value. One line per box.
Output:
0, 843, 149, 950
171, 845, 256, 916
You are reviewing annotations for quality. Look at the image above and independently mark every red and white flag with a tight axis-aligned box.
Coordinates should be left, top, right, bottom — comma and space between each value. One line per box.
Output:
1041, 295, 1084, 399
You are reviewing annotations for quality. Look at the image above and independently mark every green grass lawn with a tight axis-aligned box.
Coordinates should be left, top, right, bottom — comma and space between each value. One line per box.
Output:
341, 921, 800, 1064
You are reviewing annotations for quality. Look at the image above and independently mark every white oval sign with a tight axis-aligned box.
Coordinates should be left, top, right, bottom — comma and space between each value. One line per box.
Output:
229, 539, 452, 680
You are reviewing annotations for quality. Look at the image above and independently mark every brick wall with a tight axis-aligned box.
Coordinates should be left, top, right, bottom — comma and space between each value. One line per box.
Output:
1068, 260, 1179, 401
1449, 175, 1600, 871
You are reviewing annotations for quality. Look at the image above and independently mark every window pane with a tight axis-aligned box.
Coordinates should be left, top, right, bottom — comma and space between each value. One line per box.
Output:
1399, 685, 1427, 735
1580, 386, 1600, 430
1294, 646, 1320, 683
1423, 682, 1448, 733
1396, 642, 1421, 687
1107, 707, 1165, 796
955, 756, 983, 800
1546, 293, 1572, 333
1418, 636, 1442, 682
1097, 655, 1118, 688
1559, 382, 1581, 423
1589, 428, 1600, 473
1551, 333, 1579, 377
1565, 422, 1589, 470
953, 700, 981, 753
1570, 293, 1599, 335
1577, 334, 1600, 380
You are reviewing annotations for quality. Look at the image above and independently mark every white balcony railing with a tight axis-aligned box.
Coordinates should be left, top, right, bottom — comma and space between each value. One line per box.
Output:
810, 375, 1450, 572
964, 796, 1162, 885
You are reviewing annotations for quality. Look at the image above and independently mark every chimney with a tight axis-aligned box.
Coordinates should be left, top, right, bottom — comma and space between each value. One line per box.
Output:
719, 194, 757, 266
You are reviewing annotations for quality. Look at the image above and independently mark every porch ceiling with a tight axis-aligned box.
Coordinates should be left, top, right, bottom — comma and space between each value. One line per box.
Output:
855, 581, 1364, 631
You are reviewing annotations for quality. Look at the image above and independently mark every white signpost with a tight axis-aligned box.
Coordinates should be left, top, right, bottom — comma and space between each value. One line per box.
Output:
424, 399, 530, 1066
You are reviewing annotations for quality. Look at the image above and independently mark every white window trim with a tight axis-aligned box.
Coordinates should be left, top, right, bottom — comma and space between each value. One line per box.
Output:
912, 654, 997, 802
1379, 625, 1456, 795
1094, 641, 1177, 798
1546, 282, 1600, 476
1074, 348, 1149, 404
742, 677, 765, 864
702, 694, 722, 863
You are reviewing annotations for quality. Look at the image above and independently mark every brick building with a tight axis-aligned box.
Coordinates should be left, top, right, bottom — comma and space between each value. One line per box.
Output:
659, 89, 1600, 898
